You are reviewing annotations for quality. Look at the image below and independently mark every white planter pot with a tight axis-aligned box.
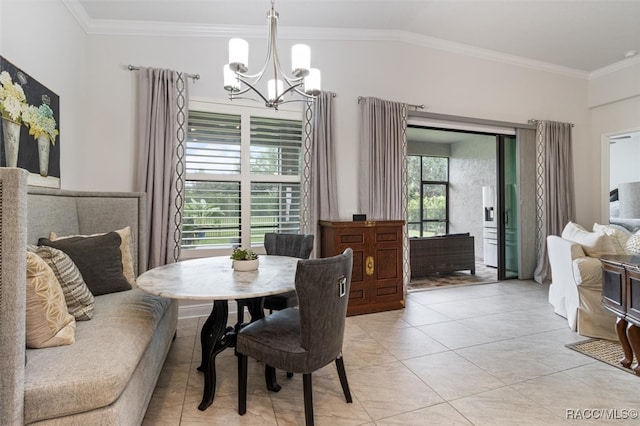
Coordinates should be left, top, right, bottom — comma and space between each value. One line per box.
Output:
37, 135, 50, 177
2, 117, 21, 167
232, 259, 259, 272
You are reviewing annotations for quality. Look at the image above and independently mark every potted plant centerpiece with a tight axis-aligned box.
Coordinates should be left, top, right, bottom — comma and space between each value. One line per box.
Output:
230, 248, 259, 271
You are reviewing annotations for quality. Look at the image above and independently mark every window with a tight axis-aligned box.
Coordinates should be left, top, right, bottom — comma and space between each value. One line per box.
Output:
181, 102, 302, 256
407, 155, 449, 237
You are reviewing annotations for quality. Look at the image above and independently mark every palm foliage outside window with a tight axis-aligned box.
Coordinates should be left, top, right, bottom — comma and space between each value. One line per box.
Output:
182, 107, 302, 254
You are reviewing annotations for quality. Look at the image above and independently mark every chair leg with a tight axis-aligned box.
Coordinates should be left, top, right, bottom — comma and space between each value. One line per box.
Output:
265, 365, 281, 392
303, 373, 314, 426
335, 356, 352, 403
238, 354, 248, 415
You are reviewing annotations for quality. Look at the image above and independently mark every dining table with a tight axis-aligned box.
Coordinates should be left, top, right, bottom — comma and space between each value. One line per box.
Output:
136, 254, 299, 411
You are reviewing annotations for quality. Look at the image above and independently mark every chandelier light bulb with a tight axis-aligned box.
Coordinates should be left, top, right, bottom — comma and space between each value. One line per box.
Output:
223, 65, 240, 92
268, 79, 284, 102
222, 1, 321, 108
291, 44, 311, 77
229, 38, 249, 72
304, 69, 321, 95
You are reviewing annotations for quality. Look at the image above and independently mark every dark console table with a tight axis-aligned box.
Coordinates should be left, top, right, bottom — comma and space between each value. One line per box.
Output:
601, 254, 640, 374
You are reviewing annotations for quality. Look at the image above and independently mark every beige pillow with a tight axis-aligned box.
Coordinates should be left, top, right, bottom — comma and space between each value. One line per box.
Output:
32, 246, 95, 321
26, 252, 76, 348
593, 223, 630, 255
561, 222, 616, 257
50, 226, 136, 286
626, 231, 640, 255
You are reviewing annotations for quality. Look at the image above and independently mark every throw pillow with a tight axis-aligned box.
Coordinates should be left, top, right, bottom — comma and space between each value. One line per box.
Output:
593, 223, 630, 255
626, 232, 640, 255
50, 226, 136, 286
32, 246, 95, 321
25, 252, 76, 348
39, 232, 132, 296
561, 222, 616, 257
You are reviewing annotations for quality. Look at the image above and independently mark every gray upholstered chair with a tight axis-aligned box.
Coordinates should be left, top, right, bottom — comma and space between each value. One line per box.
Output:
236, 233, 314, 324
236, 248, 353, 426
263, 233, 314, 311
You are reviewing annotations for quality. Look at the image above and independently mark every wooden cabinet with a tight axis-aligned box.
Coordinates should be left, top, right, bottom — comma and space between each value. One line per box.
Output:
319, 220, 405, 316
601, 255, 640, 374
602, 255, 640, 324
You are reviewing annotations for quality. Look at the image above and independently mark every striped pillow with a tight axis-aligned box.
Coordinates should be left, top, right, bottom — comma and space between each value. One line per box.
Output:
31, 246, 95, 321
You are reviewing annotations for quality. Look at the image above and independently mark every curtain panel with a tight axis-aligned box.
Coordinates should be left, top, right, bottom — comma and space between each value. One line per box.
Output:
358, 97, 407, 220
358, 97, 410, 287
534, 120, 575, 283
134, 68, 189, 269
301, 92, 339, 256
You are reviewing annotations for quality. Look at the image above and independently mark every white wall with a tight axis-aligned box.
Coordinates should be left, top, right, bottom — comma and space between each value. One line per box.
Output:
589, 61, 640, 225
1, 0, 88, 189
610, 136, 640, 191
2, 2, 603, 225
82, 33, 591, 222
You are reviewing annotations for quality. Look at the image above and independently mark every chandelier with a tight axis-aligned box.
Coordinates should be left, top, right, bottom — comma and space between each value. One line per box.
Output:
223, 0, 321, 109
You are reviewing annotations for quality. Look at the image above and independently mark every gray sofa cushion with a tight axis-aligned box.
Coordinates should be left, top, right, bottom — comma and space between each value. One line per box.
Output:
23, 289, 171, 423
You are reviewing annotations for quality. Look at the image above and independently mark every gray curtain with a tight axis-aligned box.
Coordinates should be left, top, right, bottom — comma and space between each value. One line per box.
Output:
358, 97, 410, 287
358, 97, 407, 220
534, 120, 575, 283
302, 92, 339, 256
135, 68, 188, 269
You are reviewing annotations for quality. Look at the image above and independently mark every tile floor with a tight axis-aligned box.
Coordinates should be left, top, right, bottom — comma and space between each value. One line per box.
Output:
143, 280, 640, 425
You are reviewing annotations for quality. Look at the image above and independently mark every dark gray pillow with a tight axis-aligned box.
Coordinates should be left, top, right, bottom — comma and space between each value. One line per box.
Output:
38, 232, 131, 296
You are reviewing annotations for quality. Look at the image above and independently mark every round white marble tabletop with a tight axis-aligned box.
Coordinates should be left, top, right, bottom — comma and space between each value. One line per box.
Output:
137, 255, 299, 301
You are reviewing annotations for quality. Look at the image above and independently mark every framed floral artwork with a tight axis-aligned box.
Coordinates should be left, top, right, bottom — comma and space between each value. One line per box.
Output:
0, 56, 60, 188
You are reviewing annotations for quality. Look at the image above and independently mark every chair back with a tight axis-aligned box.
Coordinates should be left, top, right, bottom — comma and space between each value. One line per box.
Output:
264, 233, 314, 259
295, 248, 353, 368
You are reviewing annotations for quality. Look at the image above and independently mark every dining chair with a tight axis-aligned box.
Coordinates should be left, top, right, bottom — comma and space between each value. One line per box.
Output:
236, 233, 314, 324
236, 248, 353, 426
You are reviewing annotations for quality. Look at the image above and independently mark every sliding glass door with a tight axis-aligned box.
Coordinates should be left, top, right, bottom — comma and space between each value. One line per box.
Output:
498, 135, 519, 280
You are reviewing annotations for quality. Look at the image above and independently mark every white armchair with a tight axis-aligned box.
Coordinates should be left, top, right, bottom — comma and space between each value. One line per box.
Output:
547, 232, 617, 340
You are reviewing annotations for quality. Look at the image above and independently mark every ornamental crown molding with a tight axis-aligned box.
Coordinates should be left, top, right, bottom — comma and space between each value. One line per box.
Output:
64, 0, 640, 80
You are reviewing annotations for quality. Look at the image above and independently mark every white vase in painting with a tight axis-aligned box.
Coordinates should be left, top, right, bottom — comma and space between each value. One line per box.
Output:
37, 134, 50, 177
2, 117, 21, 167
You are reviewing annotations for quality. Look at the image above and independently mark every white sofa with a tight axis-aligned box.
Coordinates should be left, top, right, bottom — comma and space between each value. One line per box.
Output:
546, 222, 634, 340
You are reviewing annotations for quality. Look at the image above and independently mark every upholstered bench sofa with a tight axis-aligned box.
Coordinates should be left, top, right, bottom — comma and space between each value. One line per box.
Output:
0, 168, 178, 425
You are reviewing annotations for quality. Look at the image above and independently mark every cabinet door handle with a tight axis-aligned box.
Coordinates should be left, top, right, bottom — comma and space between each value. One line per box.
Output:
366, 256, 374, 276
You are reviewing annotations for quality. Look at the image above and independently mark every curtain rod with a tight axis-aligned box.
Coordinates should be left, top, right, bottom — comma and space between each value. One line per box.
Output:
127, 65, 200, 82
528, 119, 574, 127
357, 96, 425, 110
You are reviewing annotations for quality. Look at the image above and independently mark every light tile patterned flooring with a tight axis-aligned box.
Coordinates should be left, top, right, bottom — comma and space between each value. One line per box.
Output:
143, 281, 640, 425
